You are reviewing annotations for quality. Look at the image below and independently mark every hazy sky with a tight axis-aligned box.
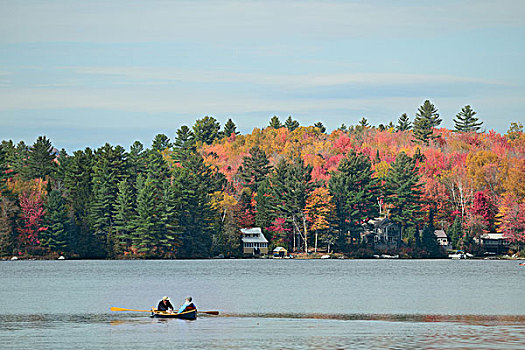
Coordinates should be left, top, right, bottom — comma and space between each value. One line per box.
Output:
1, 0, 524, 151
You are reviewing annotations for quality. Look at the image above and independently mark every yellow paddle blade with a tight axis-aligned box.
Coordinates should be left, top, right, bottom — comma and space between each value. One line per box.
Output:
110, 306, 152, 313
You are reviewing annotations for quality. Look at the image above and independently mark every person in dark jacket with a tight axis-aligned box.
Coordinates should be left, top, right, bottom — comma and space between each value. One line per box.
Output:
157, 296, 174, 312
177, 296, 196, 313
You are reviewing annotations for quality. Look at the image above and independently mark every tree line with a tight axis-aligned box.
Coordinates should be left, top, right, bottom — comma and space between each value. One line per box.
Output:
1, 100, 524, 259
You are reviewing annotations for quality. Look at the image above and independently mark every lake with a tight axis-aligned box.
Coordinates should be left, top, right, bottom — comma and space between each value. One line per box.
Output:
1, 259, 524, 349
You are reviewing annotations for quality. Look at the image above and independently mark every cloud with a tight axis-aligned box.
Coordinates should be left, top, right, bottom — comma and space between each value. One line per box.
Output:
67, 66, 509, 90
1, 0, 524, 43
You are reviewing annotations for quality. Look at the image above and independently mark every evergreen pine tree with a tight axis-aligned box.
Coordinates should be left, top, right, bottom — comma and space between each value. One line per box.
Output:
359, 117, 369, 128
54, 149, 70, 185
284, 116, 300, 131
128, 141, 147, 183
193, 116, 221, 145
151, 133, 171, 151
175, 153, 224, 258
222, 118, 240, 138
0, 197, 17, 257
454, 105, 483, 132
396, 113, 412, 131
384, 151, 424, 239
26, 136, 56, 180
313, 122, 326, 133
448, 216, 463, 250
89, 144, 128, 257
254, 177, 277, 233
147, 134, 171, 192
41, 189, 69, 254
238, 146, 272, 193
158, 179, 182, 257
420, 209, 441, 257
63, 148, 94, 257
214, 209, 241, 257
270, 157, 315, 252
133, 174, 160, 257
269, 115, 283, 129
172, 125, 196, 164
413, 100, 440, 145
0, 144, 11, 195
10, 141, 28, 179
328, 150, 380, 247
113, 179, 135, 254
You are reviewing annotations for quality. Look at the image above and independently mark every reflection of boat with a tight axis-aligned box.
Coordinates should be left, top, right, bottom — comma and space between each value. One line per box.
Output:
151, 308, 197, 320
449, 250, 467, 259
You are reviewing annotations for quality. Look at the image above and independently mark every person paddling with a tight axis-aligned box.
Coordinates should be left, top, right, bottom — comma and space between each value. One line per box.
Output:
157, 296, 174, 312
178, 296, 196, 313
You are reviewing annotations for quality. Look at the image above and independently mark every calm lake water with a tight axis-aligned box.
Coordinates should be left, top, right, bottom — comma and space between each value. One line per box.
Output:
1, 259, 524, 349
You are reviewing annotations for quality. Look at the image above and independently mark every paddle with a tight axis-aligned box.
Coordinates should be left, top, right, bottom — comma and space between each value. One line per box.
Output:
110, 306, 151, 312
198, 311, 219, 315
110, 306, 219, 315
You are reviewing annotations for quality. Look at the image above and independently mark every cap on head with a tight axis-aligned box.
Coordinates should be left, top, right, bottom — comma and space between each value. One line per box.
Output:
162, 296, 170, 301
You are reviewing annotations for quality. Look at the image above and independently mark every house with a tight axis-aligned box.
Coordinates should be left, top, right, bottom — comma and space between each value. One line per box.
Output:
362, 217, 401, 249
433, 230, 449, 247
427, 229, 452, 250
478, 233, 510, 255
241, 228, 269, 256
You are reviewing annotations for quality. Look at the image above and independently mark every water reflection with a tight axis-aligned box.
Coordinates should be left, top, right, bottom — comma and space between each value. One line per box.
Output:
3, 312, 525, 326
2, 313, 524, 349
221, 312, 525, 325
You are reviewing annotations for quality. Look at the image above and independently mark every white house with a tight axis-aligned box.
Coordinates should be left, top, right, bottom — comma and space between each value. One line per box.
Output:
241, 228, 269, 255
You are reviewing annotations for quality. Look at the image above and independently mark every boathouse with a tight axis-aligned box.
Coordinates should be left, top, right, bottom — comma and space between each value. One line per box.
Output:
241, 228, 269, 256
273, 246, 287, 258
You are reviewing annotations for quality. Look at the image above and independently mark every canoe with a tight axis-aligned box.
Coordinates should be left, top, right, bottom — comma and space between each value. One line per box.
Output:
150, 308, 197, 320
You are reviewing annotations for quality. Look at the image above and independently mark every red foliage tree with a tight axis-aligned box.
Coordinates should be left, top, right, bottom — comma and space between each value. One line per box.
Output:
471, 190, 497, 232
17, 190, 47, 254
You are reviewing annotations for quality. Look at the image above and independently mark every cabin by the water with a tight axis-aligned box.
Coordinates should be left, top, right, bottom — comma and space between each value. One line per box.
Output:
241, 228, 269, 256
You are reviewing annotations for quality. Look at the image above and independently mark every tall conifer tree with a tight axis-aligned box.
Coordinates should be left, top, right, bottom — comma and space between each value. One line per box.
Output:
193, 116, 221, 145
113, 178, 135, 254
454, 105, 483, 132
90, 144, 128, 257
413, 100, 441, 145
222, 118, 240, 137
384, 151, 424, 238
239, 146, 272, 194
284, 116, 300, 131
396, 113, 412, 131
269, 115, 283, 129
41, 189, 70, 253
63, 148, 94, 257
329, 150, 380, 247
25, 136, 56, 180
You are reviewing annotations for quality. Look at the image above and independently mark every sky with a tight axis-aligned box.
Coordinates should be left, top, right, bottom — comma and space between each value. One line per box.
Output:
1, 0, 524, 151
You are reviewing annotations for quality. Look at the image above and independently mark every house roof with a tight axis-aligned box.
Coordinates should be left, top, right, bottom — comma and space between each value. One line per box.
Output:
242, 236, 268, 243
434, 230, 447, 239
240, 228, 263, 234
480, 233, 507, 240
240, 227, 268, 243
367, 217, 390, 228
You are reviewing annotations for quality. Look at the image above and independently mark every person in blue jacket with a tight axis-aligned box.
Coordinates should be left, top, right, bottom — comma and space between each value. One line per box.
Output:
178, 296, 196, 313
